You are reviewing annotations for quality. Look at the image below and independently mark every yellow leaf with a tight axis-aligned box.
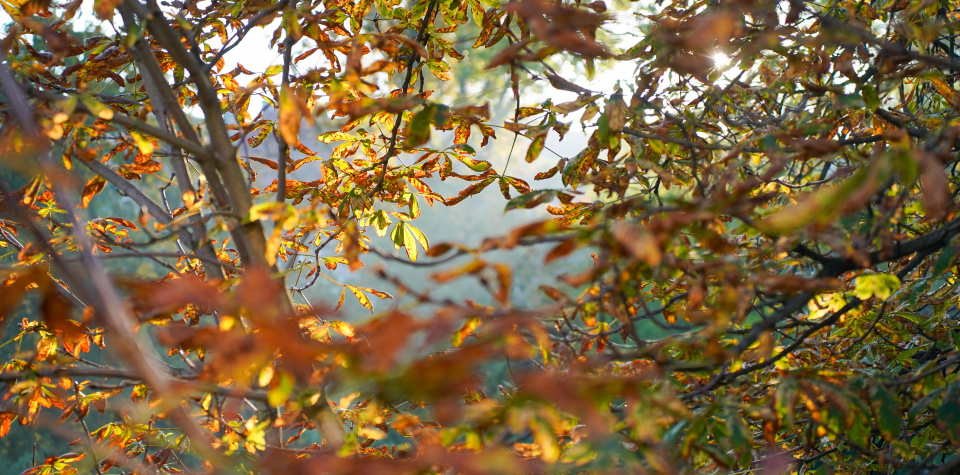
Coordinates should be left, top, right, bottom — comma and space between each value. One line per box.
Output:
358, 426, 387, 440
265, 227, 282, 266
452, 317, 481, 347
854, 274, 901, 301
258, 365, 274, 387
338, 391, 362, 408
278, 84, 301, 145
0, 0, 25, 19
81, 96, 114, 120
347, 287, 373, 313
406, 224, 429, 257
329, 319, 357, 339
129, 131, 154, 155
402, 223, 418, 261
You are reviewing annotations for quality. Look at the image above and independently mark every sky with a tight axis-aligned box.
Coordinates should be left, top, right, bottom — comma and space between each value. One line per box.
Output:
13, 0, 675, 104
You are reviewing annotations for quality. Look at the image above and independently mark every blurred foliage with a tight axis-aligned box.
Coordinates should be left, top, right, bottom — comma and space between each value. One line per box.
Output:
6, 0, 960, 474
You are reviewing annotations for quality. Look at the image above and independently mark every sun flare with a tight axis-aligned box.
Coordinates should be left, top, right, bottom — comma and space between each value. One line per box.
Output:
712, 52, 731, 69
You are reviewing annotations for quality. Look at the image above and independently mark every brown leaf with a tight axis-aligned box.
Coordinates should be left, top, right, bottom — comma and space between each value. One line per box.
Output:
0, 267, 44, 328
425, 242, 455, 257
137, 274, 225, 315
354, 311, 421, 373
121, 160, 163, 175
793, 138, 841, 159
545, 72, 593, 95
544, 238, 577, 263
41, 283, 80, 340
611, 223, 661, 266
432, 260, 486, 283
492, 263, 511, 305
682, 11, 739, 51
235, 267, 285, 321
485, 39, 531, 70
915, 150, 954, 220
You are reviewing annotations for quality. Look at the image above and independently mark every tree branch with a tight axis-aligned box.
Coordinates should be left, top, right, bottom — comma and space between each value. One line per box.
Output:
369, 0, 438, 197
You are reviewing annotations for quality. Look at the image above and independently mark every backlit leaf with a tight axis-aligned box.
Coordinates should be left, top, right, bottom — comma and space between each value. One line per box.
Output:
81, 175, 106, 208
278, 84, 301, 145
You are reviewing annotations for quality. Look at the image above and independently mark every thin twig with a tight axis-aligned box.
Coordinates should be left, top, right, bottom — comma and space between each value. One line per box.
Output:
369, 0, 439, 197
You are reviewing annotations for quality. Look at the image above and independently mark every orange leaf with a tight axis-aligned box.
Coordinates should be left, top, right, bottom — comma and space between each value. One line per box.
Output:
278, 84, 301, 145
81, 175, 106, 208
0, 412, 15, 437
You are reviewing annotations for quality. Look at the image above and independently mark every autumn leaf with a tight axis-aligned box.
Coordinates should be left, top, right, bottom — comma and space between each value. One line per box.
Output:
445, 177, 496, 205
928, 78, 960, 109
611, 223, 661, 266
757, 157, 891, 235
328, 320, 357, 341
525, 134, 546, 163
278, 84, 301, 145
0, 412, 15, 438
452, 317, 481, 347
248, 122, 273, 147
81, 175, 106, 208
10, 0, 960, 471
404, 105, 434, 148
346, 286, 373, 312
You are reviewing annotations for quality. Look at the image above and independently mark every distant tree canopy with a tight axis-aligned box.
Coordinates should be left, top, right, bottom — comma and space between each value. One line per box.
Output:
5, 0, 960, 473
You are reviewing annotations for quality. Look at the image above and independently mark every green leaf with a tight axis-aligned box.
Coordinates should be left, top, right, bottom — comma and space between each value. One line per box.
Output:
909, 387, 945, 422
697, 443, 733, 469
505, 190, 558, 210
525, 134, 546, 163
938, 385, 960, 443
404, 105, 433, 148
933, 246, 957, 277
371, 211, 391, 237
426, 60, 451, 81
452, 153, 491, 172
562, 148, 598, 188
391, 221, 405, 249
725, 409, 752, 466
408, 193, 420, 218
265, 64, 284, 76
757, 156, 892, 235
451, 143, 476, 155
390, 221, 431, 261
871, 385, 901, 441
775, 378, 799, 429
862, 84, 880, 111
247, 122, 273, 147
854, 274, 901, 301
